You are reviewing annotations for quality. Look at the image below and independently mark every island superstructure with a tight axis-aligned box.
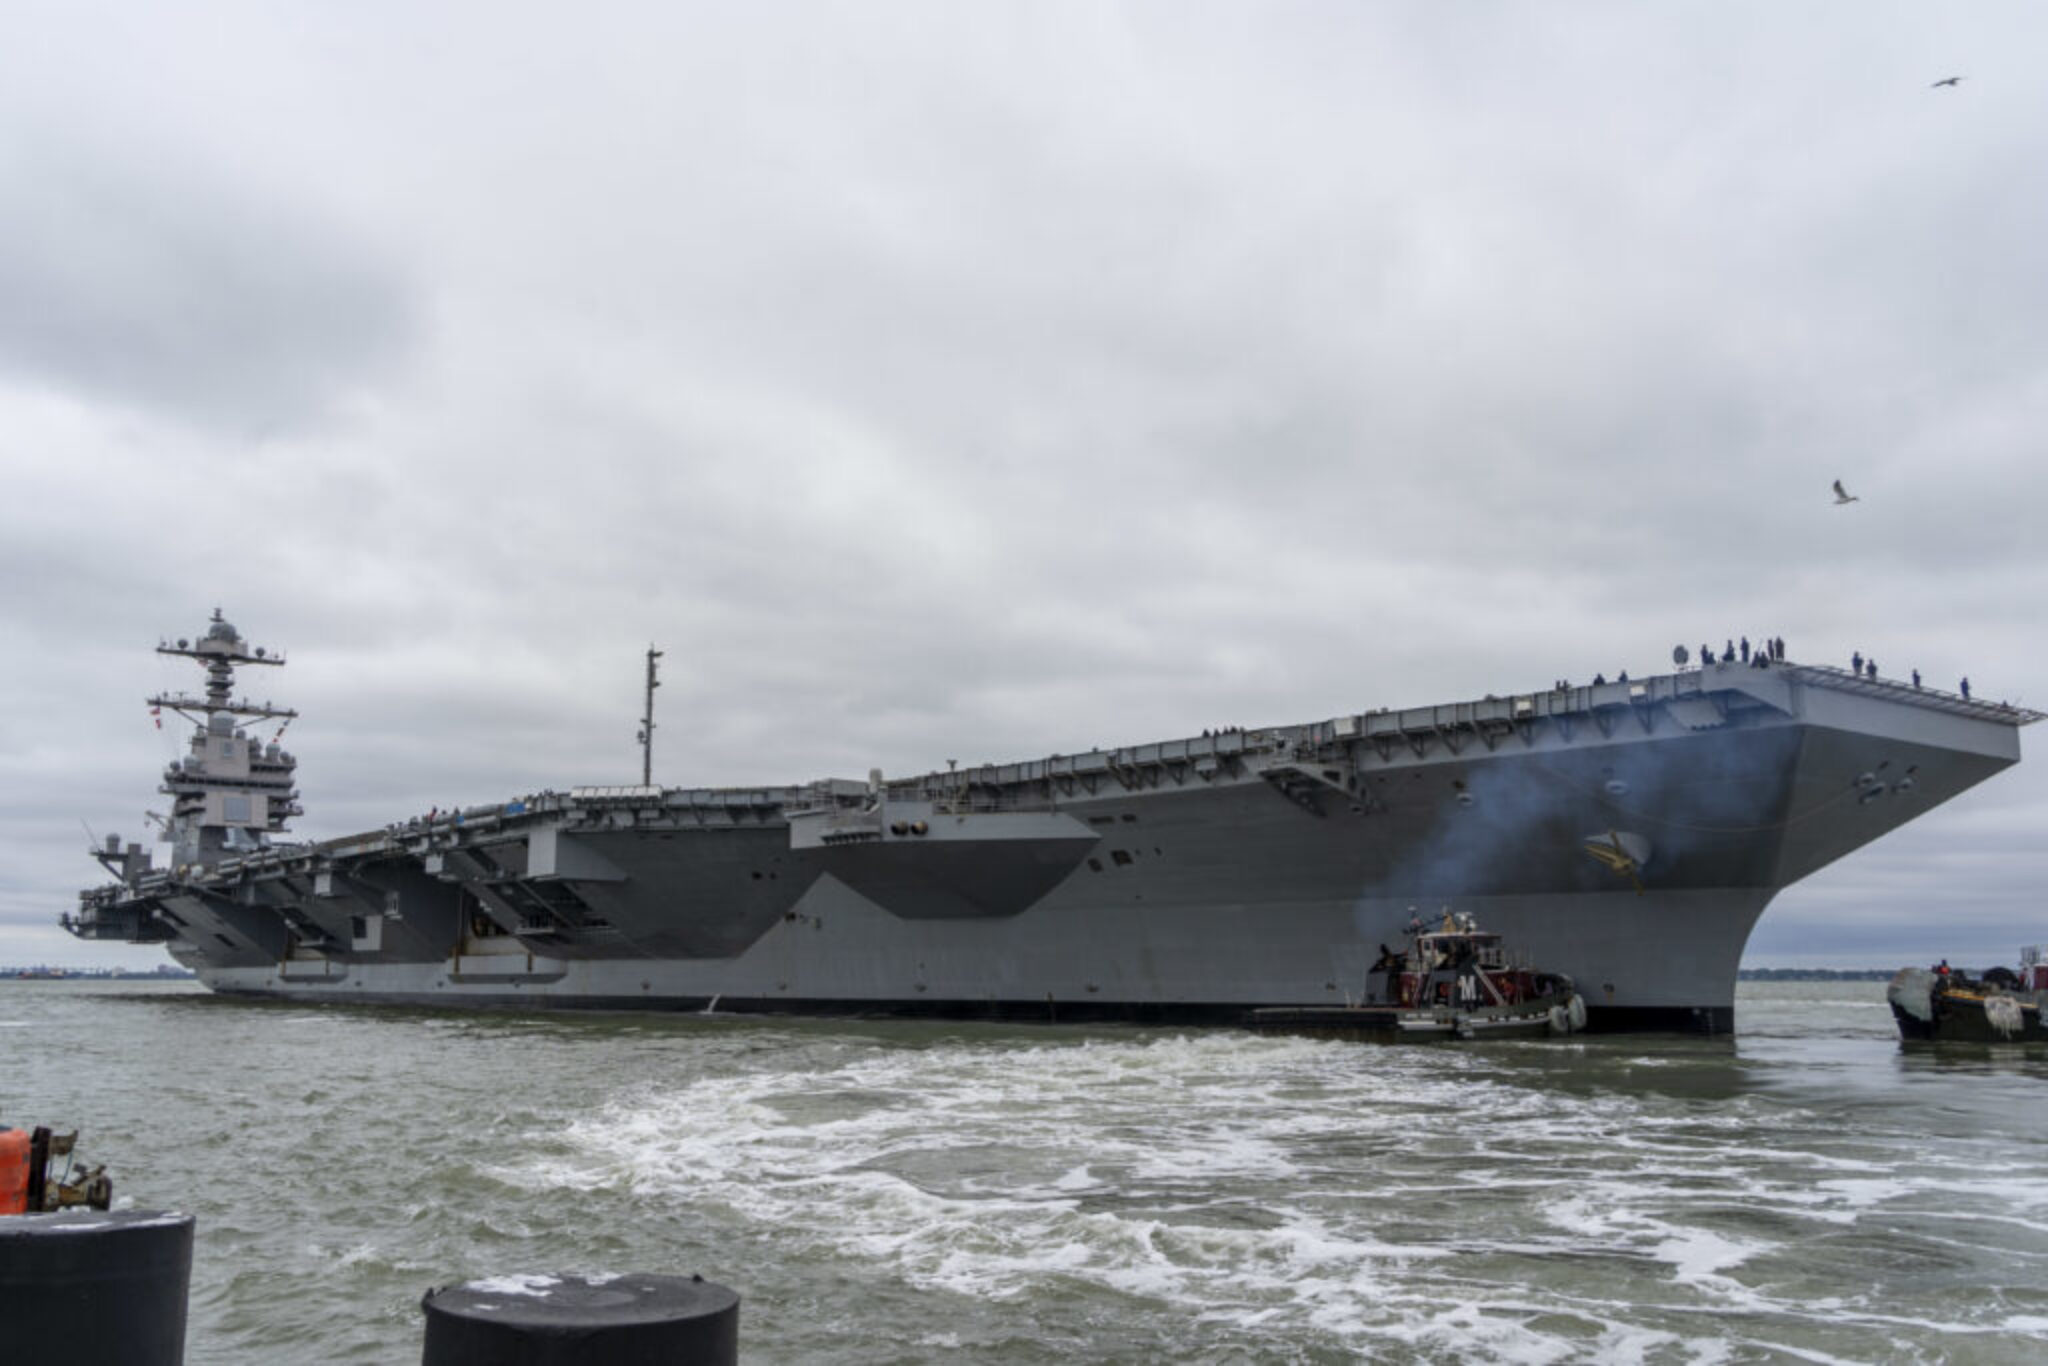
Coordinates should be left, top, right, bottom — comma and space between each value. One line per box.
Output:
67, 614, 2041, 1031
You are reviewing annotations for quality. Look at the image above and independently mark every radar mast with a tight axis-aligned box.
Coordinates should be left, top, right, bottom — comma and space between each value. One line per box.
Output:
147, 610, 302, 871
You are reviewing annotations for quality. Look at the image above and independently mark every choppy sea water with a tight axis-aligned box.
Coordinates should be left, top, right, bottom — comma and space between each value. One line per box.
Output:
5, 980, 2046, 1364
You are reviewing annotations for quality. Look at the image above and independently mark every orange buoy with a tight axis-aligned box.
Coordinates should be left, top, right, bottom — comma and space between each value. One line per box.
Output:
0, 1128, 28, 1215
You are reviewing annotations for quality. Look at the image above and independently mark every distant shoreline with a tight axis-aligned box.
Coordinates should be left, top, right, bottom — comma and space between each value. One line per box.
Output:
2, 968, 196, 981
1738, 968, 1898, 981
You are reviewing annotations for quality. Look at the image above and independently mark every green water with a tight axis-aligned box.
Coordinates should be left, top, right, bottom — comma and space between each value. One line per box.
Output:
4, 980, 2045, 1363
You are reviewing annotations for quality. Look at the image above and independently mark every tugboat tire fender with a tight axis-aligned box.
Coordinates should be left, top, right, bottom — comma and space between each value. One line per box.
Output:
1547, 994, 1589, 1036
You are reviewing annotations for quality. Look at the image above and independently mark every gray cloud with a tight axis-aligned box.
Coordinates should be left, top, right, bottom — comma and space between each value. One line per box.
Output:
0, 139, 416, 432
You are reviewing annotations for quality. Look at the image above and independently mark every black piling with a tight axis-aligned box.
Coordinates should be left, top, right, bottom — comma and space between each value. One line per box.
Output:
0, 1209, 195, 1366
421, 1272, 739, 1365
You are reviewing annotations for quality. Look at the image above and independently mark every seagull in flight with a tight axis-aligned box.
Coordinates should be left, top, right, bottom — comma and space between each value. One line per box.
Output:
1931, 76, 1965, 88
1832, 479, 1860, 505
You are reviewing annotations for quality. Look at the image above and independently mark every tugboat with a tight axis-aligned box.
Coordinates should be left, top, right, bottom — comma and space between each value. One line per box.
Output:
1246, 910, 1587, 1041
1, 1125, 112, 1214
1889, 946, 2048, 1045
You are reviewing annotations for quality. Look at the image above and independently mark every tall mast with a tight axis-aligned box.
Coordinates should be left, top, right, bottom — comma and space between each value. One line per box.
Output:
637, 645, 663, 786
150, 610, 301, 869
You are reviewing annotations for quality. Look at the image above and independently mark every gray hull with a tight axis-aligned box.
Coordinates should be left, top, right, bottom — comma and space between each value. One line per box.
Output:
190, 886, 1769, 1031
72, 661, 2036, 1032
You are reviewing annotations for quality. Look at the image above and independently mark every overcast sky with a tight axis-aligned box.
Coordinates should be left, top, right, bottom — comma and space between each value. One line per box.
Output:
4, 2, 2045, 972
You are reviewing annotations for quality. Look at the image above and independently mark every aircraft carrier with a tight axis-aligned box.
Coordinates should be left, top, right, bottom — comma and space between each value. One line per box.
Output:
66, 613, 2041, 1031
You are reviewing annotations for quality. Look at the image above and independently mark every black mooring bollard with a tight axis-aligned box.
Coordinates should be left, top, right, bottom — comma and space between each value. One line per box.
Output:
421, 1272, 739, 1365
0, 1209, 195, 1366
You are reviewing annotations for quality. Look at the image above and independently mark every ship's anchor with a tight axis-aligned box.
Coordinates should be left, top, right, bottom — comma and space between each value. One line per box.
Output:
1584, 829, 1646, 894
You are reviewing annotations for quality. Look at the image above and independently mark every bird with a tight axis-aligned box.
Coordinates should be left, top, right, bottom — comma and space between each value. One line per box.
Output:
1832, 479, 1860, 505
1931, 76, 1964, 88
